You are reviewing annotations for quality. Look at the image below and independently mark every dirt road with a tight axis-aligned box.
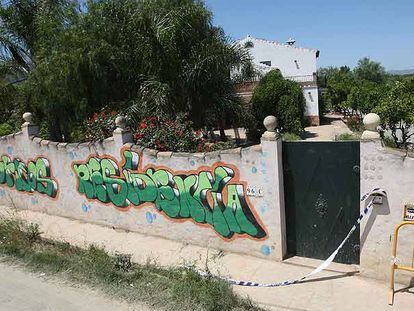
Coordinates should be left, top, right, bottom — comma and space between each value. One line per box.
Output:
0, 260, 151, 311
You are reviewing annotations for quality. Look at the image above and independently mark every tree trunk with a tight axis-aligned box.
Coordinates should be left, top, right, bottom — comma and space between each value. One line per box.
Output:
49, 117, 62, 142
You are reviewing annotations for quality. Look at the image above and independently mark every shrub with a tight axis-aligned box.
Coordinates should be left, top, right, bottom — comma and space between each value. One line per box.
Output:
375, 80, 414, 149
248, 70, 306, 141
382, 135, 397, 149
133, 114, 203, 152
345, 115, 363, 132
82, 109, 118, 142
282, 133, 301, 141
0, 123, 13, 136
334, 133, 359, 141
133, 114, 240, 152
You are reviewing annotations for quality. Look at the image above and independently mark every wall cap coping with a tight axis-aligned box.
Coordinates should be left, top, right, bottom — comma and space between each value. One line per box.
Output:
142, 148, 158, 157
40, 139, 50, 147
219, 147, 242, 156
130, 144, 144, 153
32, 137, 42, 144
204, 150, 221, 159
66, 143, 80, 150
157, 151, 173, 158
48, 141, 59, 149
1, 132, 265, 161
171, 152, 192, 158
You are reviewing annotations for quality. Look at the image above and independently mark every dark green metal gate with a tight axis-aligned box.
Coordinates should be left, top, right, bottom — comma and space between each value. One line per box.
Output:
283, 141, 360, 264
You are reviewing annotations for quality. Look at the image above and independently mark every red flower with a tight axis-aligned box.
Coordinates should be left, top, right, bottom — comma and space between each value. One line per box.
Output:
134, 133, 144, 140
195, 130, 201, 136
140, 122, 147, 130
149, 116, 156, 122
92, 113, 98, 121
110, 111, 117, 116
197, 143, 203, 152
101, 111, 106, 118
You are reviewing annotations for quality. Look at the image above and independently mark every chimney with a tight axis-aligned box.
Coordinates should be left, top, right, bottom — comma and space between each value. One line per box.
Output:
286, 38, 296, 46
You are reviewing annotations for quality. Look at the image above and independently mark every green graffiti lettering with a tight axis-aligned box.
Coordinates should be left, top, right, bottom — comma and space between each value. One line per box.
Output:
0, 155, 58, 198
72, 149, 266, 240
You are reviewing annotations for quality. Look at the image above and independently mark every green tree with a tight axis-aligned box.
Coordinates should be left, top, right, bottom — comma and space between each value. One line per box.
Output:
375, 79, 414, 149
354, 57, 387, 84
345, 81, 386, 116
248, 70, 305, 140
24, 0, 255, 141
324, 66, 356, 112
0, 0, 78, 139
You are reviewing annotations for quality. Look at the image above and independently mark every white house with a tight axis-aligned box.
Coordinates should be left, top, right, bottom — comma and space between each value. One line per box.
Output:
238, 35, 320, 126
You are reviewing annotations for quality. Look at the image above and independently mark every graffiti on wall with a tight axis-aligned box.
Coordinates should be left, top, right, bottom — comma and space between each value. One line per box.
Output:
0, 155, 58, 198
72, 149, 267, 240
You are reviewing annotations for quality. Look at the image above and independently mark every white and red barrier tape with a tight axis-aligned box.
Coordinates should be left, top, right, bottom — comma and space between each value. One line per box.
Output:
186, 188, 387, 287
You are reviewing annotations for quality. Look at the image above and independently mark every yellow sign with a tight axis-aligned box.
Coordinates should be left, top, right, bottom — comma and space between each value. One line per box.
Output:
403, 204, 414, 222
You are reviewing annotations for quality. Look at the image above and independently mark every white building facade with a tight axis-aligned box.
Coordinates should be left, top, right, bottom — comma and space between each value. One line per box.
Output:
238, 35, 320, 126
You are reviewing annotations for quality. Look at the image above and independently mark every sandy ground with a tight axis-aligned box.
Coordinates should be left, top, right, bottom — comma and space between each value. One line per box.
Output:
0, 260, 151, 311
303, 114, 352, 141
1, 207, 413, 311
216, 114, 352, 142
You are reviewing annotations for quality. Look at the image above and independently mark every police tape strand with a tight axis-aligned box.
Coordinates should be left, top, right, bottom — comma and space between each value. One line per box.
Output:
185, 187, 387, 287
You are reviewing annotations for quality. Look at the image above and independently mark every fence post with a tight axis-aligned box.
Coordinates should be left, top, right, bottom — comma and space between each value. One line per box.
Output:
260, 116, 287, 260
112, 116, 133, 147
361, 113, 381, 140
21, 112, 39, 138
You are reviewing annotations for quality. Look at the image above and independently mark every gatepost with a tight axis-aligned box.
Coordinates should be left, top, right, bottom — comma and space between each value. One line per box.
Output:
260, 116, 287, 260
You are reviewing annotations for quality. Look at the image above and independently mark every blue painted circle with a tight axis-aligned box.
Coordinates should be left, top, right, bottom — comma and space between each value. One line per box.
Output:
82, 203, 89, 212
146, 211, 154, 224
251, 167, 258, 174
261, 245, 271, 256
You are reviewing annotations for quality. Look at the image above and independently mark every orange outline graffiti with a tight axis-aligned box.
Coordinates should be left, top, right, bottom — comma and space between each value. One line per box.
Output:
72, 147, 268, 242
0, 154, 60, 200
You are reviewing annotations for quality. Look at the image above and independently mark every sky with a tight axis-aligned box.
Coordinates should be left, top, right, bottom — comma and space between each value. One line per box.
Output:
204, 0, 414, 70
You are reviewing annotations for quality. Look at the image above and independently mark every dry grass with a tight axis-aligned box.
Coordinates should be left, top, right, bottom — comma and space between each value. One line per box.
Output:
0, 216, 263, 311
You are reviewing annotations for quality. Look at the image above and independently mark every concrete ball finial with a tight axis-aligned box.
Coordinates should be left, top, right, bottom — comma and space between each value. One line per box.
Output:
263, 116, 277, 132
23, 112, 33, 123
363, 113, 381, 132
115, 116, 127, 130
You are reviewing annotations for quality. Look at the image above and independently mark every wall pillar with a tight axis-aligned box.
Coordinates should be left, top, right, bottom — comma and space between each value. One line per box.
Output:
112, 116, 133, 147
359, 113, 386, 278
21, 112, 39, 138
260, 116, 287, 260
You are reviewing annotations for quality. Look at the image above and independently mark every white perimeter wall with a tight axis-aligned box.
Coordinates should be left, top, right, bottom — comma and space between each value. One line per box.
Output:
360, 140, 414, 285
0, 130, 286, 261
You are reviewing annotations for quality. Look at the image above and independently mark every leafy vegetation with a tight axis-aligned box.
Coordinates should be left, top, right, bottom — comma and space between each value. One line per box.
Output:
248, 70, 306, 141
0, 216, 262, 311
319, 57, 414, 150
0, 0, 256, 145
282, 133, 301, 141
375, 79, 414, 150
334, 133, 360, 141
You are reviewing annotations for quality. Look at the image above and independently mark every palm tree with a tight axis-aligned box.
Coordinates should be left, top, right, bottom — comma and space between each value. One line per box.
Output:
125, 0, 257, 133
